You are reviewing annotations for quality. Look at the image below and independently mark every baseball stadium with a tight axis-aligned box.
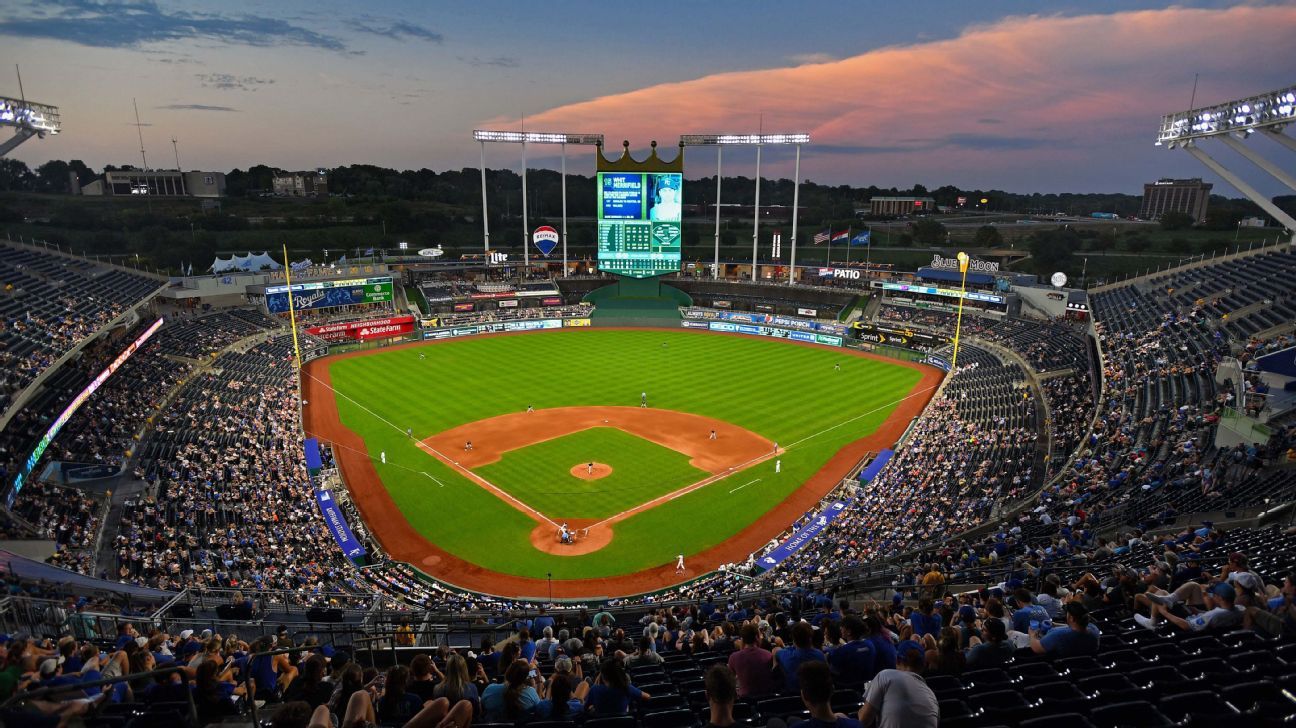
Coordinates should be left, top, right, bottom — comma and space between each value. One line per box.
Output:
1, 50, 1295, 728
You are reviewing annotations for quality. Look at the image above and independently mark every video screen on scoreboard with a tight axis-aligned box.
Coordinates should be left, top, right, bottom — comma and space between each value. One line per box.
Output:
597, 172, 682, 278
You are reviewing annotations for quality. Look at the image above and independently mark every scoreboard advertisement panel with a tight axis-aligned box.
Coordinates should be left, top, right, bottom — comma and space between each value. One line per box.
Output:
265, 276, 393, 313
597, 172, 682, 278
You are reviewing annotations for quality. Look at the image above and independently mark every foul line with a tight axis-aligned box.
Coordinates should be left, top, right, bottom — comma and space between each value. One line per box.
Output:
422, 472, 445, 488
729, 478, 761, 494
585, 382, 940, 531
302, 369, 558, 529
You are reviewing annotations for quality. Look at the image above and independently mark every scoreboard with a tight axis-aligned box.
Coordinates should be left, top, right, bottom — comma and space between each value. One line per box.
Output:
597, 172, 682, 278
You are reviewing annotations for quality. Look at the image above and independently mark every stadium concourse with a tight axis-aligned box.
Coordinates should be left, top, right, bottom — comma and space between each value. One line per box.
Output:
0, 242, 1294, 727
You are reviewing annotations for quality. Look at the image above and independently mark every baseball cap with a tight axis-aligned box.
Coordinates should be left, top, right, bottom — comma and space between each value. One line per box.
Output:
1230, 573, 1262, 592
895, 640, 924, 661
1209, 583, 1237, 601
39, 659, 58, 678
200, 629, 213, 641
135, 636, 149, 648
958, 605, 977, 623
179, 629, 194, 640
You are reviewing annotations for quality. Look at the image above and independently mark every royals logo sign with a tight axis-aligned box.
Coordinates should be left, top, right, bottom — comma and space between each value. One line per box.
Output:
532, 226, 559, 257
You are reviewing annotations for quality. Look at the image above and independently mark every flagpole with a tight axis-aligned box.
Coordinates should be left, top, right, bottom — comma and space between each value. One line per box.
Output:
826, 227, 832, 265
845, 226, 852, 264
283, 244, 302, 370
865, 226, 872, 274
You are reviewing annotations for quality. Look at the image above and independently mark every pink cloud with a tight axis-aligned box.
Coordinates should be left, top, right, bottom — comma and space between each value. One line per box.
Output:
484, 5, 1296, 190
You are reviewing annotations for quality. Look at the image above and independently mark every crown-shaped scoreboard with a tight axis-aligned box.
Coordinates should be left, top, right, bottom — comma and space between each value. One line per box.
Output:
595, 140, 685, 279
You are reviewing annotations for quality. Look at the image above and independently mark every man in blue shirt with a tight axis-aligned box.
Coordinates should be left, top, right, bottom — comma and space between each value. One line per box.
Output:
797, 660, 862, 728
775, 621, 826, 694
1030, 602, 1099, 657
827, 616, 876, 685
863, 616, 897, 672
1010, 589, 1051, 634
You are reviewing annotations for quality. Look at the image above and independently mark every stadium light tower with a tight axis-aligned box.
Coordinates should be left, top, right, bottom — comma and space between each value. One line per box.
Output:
1156, 84, 1296, 236
680, 133, 810, 282
0, 66, 60, 158
473, 130, 604, 275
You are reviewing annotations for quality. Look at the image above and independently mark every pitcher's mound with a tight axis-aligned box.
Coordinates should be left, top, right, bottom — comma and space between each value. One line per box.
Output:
570, 463, 612, 480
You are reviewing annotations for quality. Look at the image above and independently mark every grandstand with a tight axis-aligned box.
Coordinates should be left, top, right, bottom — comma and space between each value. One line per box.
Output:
0, 231, 1294, 726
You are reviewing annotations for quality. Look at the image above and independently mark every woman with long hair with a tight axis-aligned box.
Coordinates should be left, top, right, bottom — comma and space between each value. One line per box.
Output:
584, 657, 651, 716
433, 652, 480, 716
282, 653, 330, 708
192, 659, 238, 723
376, 664, 423, 724
925, 627, 967, 676
536, 668, 583, 720
480, 659, 539, 721
328, 663, 364, 718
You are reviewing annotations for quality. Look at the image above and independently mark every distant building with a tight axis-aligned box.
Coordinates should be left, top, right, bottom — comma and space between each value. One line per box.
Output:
80, 169, 225, 198
1139, 178, 1211, 223
272, 170, 328, 197
868, 197, 937, 216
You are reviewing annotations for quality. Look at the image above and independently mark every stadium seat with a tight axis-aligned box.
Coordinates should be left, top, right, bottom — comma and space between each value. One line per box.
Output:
1220, 680, 1296, 719
641, 695, 688, 715
755, 696, 809, 720
1088, 700, 1174, 727
1023, 681, 1089, 714
967, 689, 1028, 721
1157, 690, 1240, 726
1008, 662, 1061, 686
641, 709, 696, 728
584, 718, 636, 728
1020, 714, 1096, 728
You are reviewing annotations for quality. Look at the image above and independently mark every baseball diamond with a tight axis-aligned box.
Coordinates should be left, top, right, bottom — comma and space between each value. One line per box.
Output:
303, 327, 939, 598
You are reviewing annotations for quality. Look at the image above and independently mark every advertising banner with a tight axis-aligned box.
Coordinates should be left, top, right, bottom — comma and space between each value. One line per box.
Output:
314, 489, 368, 559
797, 307, 818, 317
756, 499, 853, 570
541, 296, 563, 306
562, 318, 592, 327
683, 309, 846, 335
453, 303, 475, 312
690, 321, 843, 347
497, 299, 519, 308
880, 282, 1004, 305
851, 323, 949, 348
265, 277, 393, 313
306, 315, 415, 342
532, 226, 559, 257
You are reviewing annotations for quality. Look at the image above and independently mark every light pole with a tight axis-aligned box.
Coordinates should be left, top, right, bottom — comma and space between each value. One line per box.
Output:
473, 130, 603, 275
680, 134, 811, 282
951, 251, 970, 371
788, 144, 801, 284
751, 142, 761, 281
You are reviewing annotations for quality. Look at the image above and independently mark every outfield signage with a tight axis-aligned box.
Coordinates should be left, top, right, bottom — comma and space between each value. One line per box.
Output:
797, 307, 818, 317
684, 309, 846, 335
422, 318, 588, 340
265, 276, 393, 313
851, 322, 949, 348
306, 315, 415, 342
687, 320, 842, 347
881, 277, 1000, 300
924, 354, 952, 371
756, 498, 854, 571
314, 489, 367, 559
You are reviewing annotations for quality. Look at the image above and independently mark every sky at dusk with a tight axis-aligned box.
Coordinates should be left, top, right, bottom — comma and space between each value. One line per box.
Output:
2, 0, 1294, 196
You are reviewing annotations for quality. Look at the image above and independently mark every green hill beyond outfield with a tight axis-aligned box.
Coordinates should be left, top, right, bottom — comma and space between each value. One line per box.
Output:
327, 329, 923, 582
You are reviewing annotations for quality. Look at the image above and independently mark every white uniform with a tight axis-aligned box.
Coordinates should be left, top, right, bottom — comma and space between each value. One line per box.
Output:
775, 459, 781, 474
676, 554, 685, 571
380, 451, 386, 464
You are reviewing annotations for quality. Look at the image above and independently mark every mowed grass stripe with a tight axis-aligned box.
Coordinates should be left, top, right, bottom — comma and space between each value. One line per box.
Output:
474, 428, 708, 520
329, 329, 923, 579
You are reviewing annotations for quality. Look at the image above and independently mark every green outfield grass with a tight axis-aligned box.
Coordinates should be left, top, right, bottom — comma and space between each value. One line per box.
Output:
327, 329, 925, 583
473, 428, 709, 520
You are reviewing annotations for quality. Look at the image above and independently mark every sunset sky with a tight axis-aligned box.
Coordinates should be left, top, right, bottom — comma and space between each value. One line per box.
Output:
2, 1, 1294, 195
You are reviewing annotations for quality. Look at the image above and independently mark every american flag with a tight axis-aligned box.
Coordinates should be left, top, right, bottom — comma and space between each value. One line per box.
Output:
812, 230, 830, 244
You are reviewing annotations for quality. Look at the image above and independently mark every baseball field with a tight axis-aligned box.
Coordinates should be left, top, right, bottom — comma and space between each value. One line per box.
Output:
302, 328, 941, 598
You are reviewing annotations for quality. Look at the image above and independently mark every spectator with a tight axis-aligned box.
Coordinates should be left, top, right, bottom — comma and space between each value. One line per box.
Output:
534, 666, 582, 721
727, 622, 776, 698
908, 599, 942, 640
774, 621, 827, 694
1136, 582, 1243, 633
703, 665, 738, 728
795, 661, 861, 728
828, 615, 876, 685
407, 654, 442, 702
923, 628, 965, 676
431, 653, 479, 714
1031, 602, 1100, 657
480, 659, 539, 722
584, 657, 649, 716
282, 655, 332, 709
856, 641, 939, 728
965, 619, 1013, 669
627, 636, 662, 668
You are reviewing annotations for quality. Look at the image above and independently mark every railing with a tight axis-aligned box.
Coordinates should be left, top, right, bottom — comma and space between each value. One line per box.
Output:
0, 664, 197, 725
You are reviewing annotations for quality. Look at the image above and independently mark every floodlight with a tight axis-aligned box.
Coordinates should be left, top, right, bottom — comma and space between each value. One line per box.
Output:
473, 130, 603, 145
1156, 84, 1296, 144
681, 133, 810, 146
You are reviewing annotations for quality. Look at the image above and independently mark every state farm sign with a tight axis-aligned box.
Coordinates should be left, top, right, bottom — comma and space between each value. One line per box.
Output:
306, 315, 415, 342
